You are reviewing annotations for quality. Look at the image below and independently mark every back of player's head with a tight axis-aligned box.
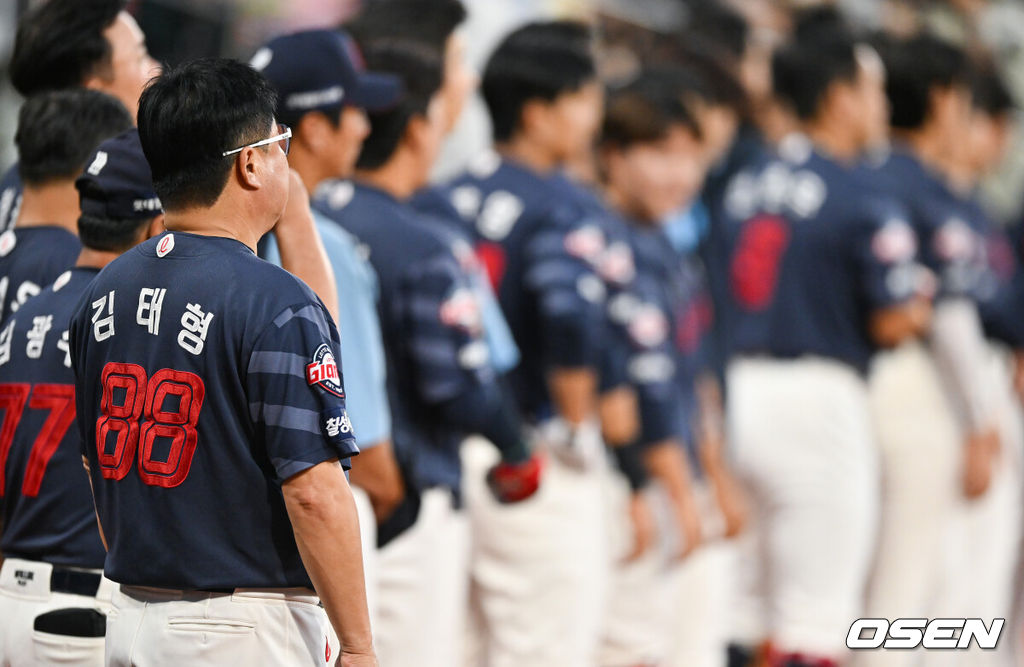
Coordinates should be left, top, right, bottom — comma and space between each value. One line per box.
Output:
883, 34, 970, 129
771, 32, 859, 121
137, 58, 278, 211
76, 129, 162, 252
482, 20, 596, 142
10, 0, 125, 97
355, 40, 444, 170
16, 89, 133, 187
683, 1, 748, 61
600, 68, 702, 150
348, 0, 466, 55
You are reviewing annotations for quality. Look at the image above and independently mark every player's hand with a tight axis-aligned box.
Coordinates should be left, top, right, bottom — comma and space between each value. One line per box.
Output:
963, 428, 1000, 499
486, 454, 544, 503
623, 491, 656, 562
710, 468, 748, 538
276, 169, 313, 232
338, 650, 378, 667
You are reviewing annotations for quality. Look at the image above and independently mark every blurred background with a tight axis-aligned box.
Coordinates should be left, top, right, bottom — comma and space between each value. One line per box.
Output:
2, 0, 1024, 223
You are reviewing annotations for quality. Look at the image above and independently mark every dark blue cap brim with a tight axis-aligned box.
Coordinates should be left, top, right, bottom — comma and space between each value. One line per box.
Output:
349, 72, 403, 111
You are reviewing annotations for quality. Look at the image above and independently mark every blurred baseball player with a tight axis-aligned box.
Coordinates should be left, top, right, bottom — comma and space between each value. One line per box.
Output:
721, 32, 928, 664
0, 128, 162, 666
0, 90, 132, 324
69, 59, 374, 666
2, 0, 159, 232
252, 28, 403, 630
856, 39, 1014, 667
313, 6, 541, 665
428, 21, 613, 667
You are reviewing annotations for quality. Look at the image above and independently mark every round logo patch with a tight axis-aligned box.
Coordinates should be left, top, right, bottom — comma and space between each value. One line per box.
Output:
156, 234, 175, 258
306, 343, 344, 397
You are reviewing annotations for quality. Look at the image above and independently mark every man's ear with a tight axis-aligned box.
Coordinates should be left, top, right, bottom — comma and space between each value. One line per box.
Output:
296, 112, 332, 154
145, 213, 165, 240
519, 99, 550, 141
235, 147, 263, 191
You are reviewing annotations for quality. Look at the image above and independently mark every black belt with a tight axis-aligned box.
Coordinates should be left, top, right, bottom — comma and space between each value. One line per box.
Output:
50, 567, 102, 597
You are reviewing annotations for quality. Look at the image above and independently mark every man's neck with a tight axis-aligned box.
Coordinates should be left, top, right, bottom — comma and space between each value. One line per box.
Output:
76, 247, 123, 271
805, 121, 861, 164
288, 146, 334, 195
354, 151, 424, 201
15, 182, 80, 234
496, 135, 560, 173
162, 197, 265, 253
894, 127, 949, 178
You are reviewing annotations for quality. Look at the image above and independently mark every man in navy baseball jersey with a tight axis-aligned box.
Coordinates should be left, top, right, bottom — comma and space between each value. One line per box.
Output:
722, 32, 928, 664
314, 9, 541, 663
0, 128, 163, 666
252, 27, 403, 630
0, 90, 132, 325
426, 21, 614, 666
1, 0, 159, 232
69, 59, 374, 666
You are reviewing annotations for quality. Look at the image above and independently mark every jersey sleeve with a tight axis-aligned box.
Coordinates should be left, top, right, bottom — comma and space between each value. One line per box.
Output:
853, 197, 920, 310
916, 200, 986, 301
399, 249, 494, 404
524, 204, 607, 370
246, 299, 359, 481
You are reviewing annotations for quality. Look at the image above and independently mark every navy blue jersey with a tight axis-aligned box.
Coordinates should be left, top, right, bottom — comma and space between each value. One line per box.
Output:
721, 136, 918, 373
861, 146, 987, 303
0, 226, 81, 324
0, 164, 21, 233
0, 268, 105, 568
313, 181, 493, 494
426, 152, 607, 421
69, 232, 358, 589
546, 172, 633, 394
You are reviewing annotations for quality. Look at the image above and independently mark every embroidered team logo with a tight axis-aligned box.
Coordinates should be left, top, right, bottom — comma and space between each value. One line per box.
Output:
306, 343, 344, 397
0, 230, 16, 258
156, 234, 175, 258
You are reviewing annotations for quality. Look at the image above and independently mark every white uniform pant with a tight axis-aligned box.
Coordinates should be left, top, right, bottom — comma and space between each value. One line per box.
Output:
374, 486, 469, 667
728, 356, 879, 659
460, 435, 610, 667
104, 584, 333, 666
598, 476, 734, 667
0, 558, 113, 667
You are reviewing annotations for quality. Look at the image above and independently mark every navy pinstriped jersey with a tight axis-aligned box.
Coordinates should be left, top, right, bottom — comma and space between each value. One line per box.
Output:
69, 231, 358, 589
428, 152, 608, 421
313, 181, 493, 494
0, 267, 105, 568
860, 146, 987, 304
721, 136, 919, 373
0, 226, 81, 324
0, 165, 20, 234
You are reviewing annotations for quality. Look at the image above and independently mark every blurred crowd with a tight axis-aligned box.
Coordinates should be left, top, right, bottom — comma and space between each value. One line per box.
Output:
3, 0, 1024, 666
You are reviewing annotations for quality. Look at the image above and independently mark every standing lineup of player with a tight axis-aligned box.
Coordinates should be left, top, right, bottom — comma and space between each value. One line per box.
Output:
2, 1, 1024, 666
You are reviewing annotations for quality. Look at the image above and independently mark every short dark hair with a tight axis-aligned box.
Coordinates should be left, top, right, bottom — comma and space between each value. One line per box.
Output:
482, 21, 597, 142
601, 69, 702, 150
683, 2, 748, 61
971, 61, 1014, 118
883, 35, 970, 130
355, 41, 444, 169
16, 90, 133, 186
772, 35, 859, 121
10, 0, 125, 97
137, 58, 278, 211
348, 0, 466, 55
77, 210, 154, 253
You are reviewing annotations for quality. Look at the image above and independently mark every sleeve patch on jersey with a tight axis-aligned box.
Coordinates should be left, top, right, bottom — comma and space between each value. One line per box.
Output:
439, 287, 483, 334
564, 225, 606, 263
933, 219, 976, 261
599, 241, 636, 285
627, 304, 670, 348
0, 230, 16, 258
306, 343, 345, 397
871, 220, 917, 263
321, 405, 359, 456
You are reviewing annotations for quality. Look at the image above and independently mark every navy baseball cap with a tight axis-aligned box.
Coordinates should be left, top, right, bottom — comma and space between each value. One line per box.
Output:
76, 129, 162, 221
252, 29, 402, 122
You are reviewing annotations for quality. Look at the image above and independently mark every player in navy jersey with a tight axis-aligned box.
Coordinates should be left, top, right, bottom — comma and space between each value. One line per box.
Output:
426, 21, 615, 666
721, 32, 928, 665
0, 90, 132, 325
0, 0, 159, 232
69, 60, 374, 666
314, 10, 541, 661
0, 128, 163, 666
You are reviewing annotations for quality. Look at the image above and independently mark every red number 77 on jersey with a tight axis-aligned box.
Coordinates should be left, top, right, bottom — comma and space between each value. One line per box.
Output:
0, 383, 76, 497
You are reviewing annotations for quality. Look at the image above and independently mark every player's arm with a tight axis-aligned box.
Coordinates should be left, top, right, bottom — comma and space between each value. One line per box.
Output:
274, 170, 340, 322
695, 374, 747, 538
348, 441, 404, 522
80, 455, 109, 551
283, 460, 375, 663
643, 439, 702, 559
869, 296, 931, 347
